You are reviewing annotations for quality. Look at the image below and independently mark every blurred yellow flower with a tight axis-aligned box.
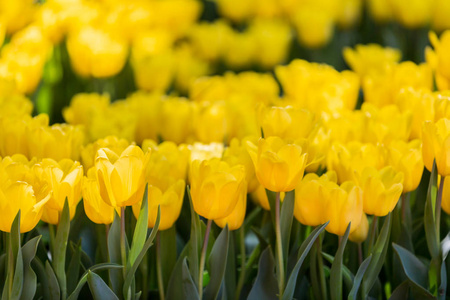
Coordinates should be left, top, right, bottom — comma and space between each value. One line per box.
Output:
160, 97, 195, 144
422, 118, 450, 176
426, 31, 450, 91
81, 136, 131, 172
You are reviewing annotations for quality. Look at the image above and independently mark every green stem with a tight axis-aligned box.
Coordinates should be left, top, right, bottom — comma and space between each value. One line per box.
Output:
7, 233, 13, 297
367, 216, 378, 255
436, 176, 445, 240
199, 219, 212, 300
275, 192, 285, 298
156, 233, 165, 300
235, 227, 247, 300
317, 236, 327, 300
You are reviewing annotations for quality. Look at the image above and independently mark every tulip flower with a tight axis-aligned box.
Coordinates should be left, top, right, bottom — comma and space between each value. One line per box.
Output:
358, 166, 404, 216
250, 184, 270, 211
95, 145, 149, 207
81, 136, 131, 172
247, 137, 308, 192
214, 183, 247, 230
349, 213, 369, 243
83, 168, 116, 225
422, 118, 450, 176
189, 158, 246, 220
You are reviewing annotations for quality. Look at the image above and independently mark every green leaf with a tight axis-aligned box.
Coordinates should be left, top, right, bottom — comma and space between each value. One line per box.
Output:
87, 271, 119, 300
108, 211, 124, 296
330, 223, 351, 300
348, 255, 372, 300
280, 191, 295, 267
123, 206, 160, 300
11, 244, 23, 300
160, 226, 177, 288
19, 236, 41, 300
53, 198, 70, 300
265, 189, 277, 230
247, 247, 278, 300
224, 232, 236, 300
166, 245, 190, 300
424, 161, 439, 259
182, 257, 200, 300
283, 222, 329, 300
204, 226, 230, 300
392, 243, 432, 296
187, 186, 202, 287
362, 213, 392, 298
322, 253, 354, 292
45, 261, 61, 300
67, 263, 123, 300
129, 184, 149, 267
67, 241, 82, 296
31, 258, 50, 300
388, 280, 410, 300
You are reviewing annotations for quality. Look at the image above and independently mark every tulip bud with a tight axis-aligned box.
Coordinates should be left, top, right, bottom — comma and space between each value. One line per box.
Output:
247, 137, 308, 192
349, 213, 369, 243
189, 158, 246, 219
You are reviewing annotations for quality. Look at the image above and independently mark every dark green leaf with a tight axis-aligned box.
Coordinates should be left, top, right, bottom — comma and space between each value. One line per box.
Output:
20, 236, 41, 300
53, 198, 70, 300
250, 226, 269, 251
362, 213, 392, 298
11, 244, 23, 300
265, 190, 276, 230
45, 261, 60, 300
392, 243, 432, 296
67, 263, 123, 300
182, 257, 200, 300
123, 206, 160, 300
129, 184, 149, 267
348, 255, 372, 300
166, 245, 190, 300
224, 232, 236, 300
330, 223, 351, 300
247, 247, 278, 300
283, 222, 329, 300
187, 186, 202, 287
31, 258, 50, 300
388, 280, 410, 300
322, 253, 354, 292
108, 211, 123, 296
67, 241, 82, 296
204, 226, 229, 300
87, 271, 119, 300
160, 226, 177, 288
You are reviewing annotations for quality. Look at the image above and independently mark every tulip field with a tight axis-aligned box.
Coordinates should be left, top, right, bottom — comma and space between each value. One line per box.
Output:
1, 0, 450, 299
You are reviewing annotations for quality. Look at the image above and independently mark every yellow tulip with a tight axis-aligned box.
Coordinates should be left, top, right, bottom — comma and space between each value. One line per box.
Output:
160, 97, 195, 144
441, 177, 450, 215
322, 181, 363, 236
215, 0, 254, 23
83, 168, 116, 225
367, 0, 392, 23
133, 178, 185, 230
388, 140, 424, 193
422, 118, 450, 176
223, 31, 257, 69
223, 137, 259, 193
67, 25, 128, 78
390, 0, 434, 28
214, 183, 247, 230
63, 93, 110, 128
188, 142, 224, 162
292, 8, 334, 48
349, 213, 369, 243
435, 91, 450, 121
294, 171, 338, 227
188, 20, 232, 61
247, 137, 308, 192
425, 31, 450, 91
173, 44, 210, 94
81, 136, 131, 172
189, 158, 246, 219
432, 0, 450, 32
336, 0, 362, 29
358, 166, 403, 216
194, 101, 236, 144
95, 145, 149, 207
257, 105, 315, 141
34, 158, 84, 224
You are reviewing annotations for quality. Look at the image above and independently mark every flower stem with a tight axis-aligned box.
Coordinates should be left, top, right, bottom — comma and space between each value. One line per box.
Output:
367, 216, 378, 255
275, 192, 285, 298
156, 233, 165, 300
199, 219, 212, 300
235, 227, 247, 300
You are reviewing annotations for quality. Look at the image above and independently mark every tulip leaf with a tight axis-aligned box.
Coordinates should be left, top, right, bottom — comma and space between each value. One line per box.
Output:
362, 213, 392, 298
67, 263, 123, 300
250, 226, 269, 250
392, 243, 432, 296
224, 233, 236, 300
67, 241, 82, 296
31, 258, 50, 300
45, 261, 61, 300
19, 236, 41, 300
11, 244, 23, 300
160, 226, 177, 289
280, 191, 295, 266
123, 206, 160, 300
265, 189, 277, 229
204, 225, 229, 300
53, 197, 70, 300
348, 255, 372, 300
182, 257, 200, 299
388, 280, 410, 300
166, 245, 190, 300
322, 252, 354, 292
424, 161, 439, 259
87, 271, 119, 300
283, 221, 329, 300
330, 222, 351, 300
187, 186, 202, 287
108, 211, 124, 296
247, 247, 278, 300
129, 184, 149, 268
